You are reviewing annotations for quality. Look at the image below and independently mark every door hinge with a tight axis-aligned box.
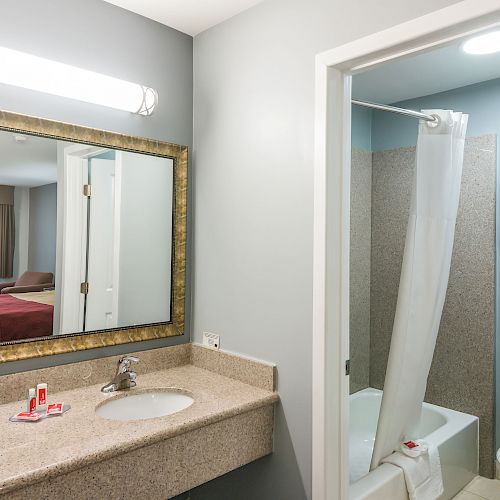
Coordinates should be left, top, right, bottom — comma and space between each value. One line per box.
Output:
345, 359, 350, 376
80, 282, 89, 295
83, 184, 92, 197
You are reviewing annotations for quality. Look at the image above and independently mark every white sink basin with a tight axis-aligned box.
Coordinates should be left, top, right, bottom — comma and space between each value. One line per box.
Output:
96, 390, 194, 421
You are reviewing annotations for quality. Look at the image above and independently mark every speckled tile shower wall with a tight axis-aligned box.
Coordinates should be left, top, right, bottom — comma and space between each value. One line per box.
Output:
350, 149, 372, 394
369, 135, 496, 477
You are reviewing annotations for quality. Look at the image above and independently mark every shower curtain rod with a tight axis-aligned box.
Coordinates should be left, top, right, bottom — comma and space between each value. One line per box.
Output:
352, 99, 439, 124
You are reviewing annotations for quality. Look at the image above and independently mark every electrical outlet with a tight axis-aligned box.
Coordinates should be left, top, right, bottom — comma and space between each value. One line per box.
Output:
203, 332, 220, 350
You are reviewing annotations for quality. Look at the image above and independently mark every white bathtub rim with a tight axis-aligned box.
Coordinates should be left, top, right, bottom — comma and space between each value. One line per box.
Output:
351, 387, 478, 447
350, 386, 479, 498
350, 463, 407, 500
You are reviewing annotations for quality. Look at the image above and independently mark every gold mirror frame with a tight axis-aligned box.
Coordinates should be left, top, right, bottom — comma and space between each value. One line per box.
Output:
0, 110, 188, 363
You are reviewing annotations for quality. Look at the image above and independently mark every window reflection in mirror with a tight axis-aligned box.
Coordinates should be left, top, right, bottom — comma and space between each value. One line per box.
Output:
0, 130, 174, 343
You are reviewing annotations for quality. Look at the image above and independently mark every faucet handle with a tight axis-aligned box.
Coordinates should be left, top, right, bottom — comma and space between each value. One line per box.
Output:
117, 355, 139, 373
120, 355, 139, 363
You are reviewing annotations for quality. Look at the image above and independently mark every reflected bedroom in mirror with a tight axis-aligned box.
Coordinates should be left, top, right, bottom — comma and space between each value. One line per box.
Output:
0, 130, 174, 344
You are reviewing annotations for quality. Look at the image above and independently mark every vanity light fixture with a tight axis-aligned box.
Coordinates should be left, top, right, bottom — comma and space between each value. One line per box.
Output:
0, 47, 158, 115
463, 31, 500, 55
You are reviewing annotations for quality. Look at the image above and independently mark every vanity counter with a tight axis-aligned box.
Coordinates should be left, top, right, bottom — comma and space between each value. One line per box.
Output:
0, 346, 278, 498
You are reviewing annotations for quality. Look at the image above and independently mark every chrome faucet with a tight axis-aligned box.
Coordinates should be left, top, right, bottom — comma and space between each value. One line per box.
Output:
101, 355, 139, 393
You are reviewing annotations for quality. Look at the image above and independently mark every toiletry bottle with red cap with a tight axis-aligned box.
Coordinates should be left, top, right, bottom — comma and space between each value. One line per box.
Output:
27, 388, 36, 413
36, 383, 47, 411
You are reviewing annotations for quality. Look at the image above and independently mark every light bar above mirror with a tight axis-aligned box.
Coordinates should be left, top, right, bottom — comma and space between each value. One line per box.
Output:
0, 47, 158, 115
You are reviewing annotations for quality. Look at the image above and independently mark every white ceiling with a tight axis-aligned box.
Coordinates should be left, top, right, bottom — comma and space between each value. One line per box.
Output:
0, 132, 57, 187
352, 37, 500, 104
102, 0, 265, 36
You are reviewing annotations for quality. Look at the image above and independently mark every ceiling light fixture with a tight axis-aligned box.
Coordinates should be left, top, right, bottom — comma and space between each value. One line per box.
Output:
0, 47, 158, 115
463, 31, 500, 55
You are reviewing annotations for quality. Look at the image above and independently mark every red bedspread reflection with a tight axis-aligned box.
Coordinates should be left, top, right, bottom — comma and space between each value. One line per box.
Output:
0, 294, 54, 342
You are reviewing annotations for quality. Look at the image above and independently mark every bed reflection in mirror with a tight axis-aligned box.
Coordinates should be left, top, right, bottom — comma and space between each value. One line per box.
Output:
0, 130, 174, 343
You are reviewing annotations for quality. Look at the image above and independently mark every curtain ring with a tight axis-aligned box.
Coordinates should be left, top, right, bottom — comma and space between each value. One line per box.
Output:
426, 114, 440, 128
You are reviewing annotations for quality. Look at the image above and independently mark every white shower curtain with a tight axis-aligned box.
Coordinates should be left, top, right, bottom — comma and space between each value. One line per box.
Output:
370, 109, 469, 469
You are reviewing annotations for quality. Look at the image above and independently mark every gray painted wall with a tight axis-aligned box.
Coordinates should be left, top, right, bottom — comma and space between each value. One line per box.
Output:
0, 0, 193, 375
350, 149, 372, 394
370, 137, 496, 477
28, 183, 57, 277
192, 0, 462, 498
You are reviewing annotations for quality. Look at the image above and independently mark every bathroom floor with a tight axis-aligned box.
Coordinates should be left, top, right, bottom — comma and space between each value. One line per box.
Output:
454, 477, 500, 499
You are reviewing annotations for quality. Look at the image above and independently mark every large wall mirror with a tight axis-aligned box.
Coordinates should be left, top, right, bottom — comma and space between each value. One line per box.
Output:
0, 110, 188, 363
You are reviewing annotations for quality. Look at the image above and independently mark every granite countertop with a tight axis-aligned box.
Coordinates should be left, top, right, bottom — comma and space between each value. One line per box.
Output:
0, 365, 278, 495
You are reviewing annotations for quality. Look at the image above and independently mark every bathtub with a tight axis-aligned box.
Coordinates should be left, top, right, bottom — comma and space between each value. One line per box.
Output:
350, 388, 478, 500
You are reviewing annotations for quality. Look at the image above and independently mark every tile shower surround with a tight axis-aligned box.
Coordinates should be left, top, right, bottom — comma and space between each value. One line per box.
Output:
350, 149, 372, 393
350, 135, 496, 477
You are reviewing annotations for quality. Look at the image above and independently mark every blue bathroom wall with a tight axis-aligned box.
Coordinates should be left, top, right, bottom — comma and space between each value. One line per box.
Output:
371, 78, 500, 151
94, 150, 116, 160
362, 77, 500, 450
352, 105, 372, 150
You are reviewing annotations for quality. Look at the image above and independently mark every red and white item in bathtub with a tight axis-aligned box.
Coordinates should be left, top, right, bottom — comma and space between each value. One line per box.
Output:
400, 440, 428, 458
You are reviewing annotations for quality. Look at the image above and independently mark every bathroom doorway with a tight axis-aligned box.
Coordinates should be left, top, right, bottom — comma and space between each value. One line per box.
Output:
312, 2, 500, 499
58, 144, 121, 334
350, 42, 497, 497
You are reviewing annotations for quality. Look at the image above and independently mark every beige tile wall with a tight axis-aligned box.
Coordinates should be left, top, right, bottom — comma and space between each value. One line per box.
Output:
350, 149, 372, 394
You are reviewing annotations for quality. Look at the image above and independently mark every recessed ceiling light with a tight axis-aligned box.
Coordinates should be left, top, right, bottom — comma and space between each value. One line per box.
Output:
463, 31, 500, 55
0, 47, 158, 115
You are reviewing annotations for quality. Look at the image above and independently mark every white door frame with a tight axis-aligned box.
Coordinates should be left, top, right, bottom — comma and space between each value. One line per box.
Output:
59, 144, 110, 334
312, 1, 500, 498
